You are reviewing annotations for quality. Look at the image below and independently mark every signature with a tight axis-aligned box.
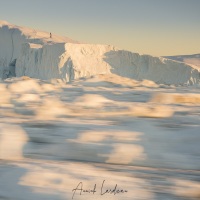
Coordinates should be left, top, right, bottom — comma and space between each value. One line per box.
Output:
72, 180, 128, 199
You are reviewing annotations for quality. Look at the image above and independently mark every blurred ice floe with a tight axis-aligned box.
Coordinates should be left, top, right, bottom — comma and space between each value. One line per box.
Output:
0, 74, 200, 200
0, 124, 28, 160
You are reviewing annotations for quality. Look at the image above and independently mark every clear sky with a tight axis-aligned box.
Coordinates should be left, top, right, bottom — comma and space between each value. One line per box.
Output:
0, 0, 199, 56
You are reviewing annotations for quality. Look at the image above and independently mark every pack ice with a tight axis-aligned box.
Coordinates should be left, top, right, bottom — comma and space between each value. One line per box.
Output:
1, 20, 200, 85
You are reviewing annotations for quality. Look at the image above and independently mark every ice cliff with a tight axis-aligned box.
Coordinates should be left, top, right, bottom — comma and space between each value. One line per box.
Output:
1, 20, 200, 85
0, 20, 77, 78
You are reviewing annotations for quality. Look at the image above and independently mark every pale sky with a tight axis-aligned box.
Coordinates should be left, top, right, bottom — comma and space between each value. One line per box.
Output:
0, 0, 199, 56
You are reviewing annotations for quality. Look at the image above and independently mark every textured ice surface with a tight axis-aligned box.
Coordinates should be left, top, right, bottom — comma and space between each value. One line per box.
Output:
1, 21, 200, 85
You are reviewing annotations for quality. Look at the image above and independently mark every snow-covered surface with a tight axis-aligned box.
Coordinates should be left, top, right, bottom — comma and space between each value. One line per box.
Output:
164, 54, 200, 68
0, 74, 200, 199
1, 20, 200, 85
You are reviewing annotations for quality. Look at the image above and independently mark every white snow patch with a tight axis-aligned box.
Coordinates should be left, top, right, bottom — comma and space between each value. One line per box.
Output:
75, 94, 113, 108
8, 79, 42, 93
0, 124, 28, 160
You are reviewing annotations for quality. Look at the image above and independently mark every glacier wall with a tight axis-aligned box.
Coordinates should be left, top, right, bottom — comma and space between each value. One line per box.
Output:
0, 21, 77, 79
104, 50, 200, 85
0, 24, 26, 77
16, 43, 115, 81
16, 42, 200, 85
1, 20, 200, 85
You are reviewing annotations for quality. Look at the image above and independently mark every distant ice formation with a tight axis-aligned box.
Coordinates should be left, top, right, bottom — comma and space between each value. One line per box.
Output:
164, 54, 200, 67
1, 20, 200, 85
